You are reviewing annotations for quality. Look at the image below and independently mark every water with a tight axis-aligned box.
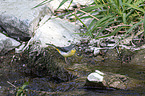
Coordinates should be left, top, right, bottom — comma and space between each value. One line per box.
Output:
0, 53, 145, 96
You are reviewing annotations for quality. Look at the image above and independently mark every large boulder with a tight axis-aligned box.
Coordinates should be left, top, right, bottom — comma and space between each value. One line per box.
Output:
19, 15, 81, 53
0, 0, 52, 41
35, 16, 81, 47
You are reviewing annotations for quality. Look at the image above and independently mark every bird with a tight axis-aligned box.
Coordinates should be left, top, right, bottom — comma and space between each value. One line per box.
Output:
46, 43, 76, 64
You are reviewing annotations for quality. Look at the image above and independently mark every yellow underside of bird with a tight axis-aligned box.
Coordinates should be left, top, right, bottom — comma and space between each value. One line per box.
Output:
56, 48, 76, 57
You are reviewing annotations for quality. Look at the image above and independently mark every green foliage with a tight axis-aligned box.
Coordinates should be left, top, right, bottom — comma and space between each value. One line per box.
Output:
56, 0, 73, 10
34, 0, 145, 39
7, 81, 29, 96
74, 0, 144, 38
16, 82, 29, 96
32, 0, 53, 9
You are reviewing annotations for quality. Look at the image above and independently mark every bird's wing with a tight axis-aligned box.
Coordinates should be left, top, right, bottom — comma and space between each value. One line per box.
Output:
57, 44, 75, 52
46, 43, 74, 52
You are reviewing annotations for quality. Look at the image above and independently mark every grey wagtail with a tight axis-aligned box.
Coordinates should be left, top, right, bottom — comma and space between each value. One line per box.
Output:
46, 43, 76, 63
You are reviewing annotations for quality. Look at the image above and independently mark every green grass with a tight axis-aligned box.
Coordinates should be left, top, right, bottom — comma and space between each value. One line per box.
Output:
34, 0, 145, 41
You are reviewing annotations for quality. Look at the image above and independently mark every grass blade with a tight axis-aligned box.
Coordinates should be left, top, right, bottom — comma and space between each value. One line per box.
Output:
124, 3, 145, 13
90, 15, 113, 33
99, 21, 121, 33
123, 13, 127, 24
95, 26, 122, 39
125, 20, 143, 35
81, 4, 106, 12
56, 0, 69, 10
21, 82, 29, 89
33, 0, 52, 9
73, 14, 88, 30
88, 19, 97, 30
67, 0, 73, 9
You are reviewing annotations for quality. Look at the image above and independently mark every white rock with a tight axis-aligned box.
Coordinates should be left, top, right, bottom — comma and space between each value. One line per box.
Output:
0, 33, 20, 54
95, 70, 104, 75
87, 70, 104, 82
24, 16, 81, 50
15, 42, 26, 53
89, 46, 100, 55
93, 47, 100, 56
50, 0, 94, 10
0, 0, 52, 40
39, 15, 52, 27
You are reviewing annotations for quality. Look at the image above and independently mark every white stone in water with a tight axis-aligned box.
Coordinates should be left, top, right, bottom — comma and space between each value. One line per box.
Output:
87, 70, 104, 82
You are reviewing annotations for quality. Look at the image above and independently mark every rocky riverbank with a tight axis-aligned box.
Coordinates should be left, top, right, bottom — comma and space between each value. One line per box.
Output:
0, 0, 145, 96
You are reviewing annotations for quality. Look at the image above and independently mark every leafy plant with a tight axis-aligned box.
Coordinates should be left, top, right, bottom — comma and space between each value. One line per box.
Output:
7, 81, 29, 96
16, 82, 29, 96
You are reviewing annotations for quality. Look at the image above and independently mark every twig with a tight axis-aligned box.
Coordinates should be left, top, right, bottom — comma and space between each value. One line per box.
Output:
77, 9, 99, 20
7, 81, 16, 88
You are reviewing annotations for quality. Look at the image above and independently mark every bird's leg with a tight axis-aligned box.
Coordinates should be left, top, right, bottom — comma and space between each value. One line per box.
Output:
65, 57, 70, 64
